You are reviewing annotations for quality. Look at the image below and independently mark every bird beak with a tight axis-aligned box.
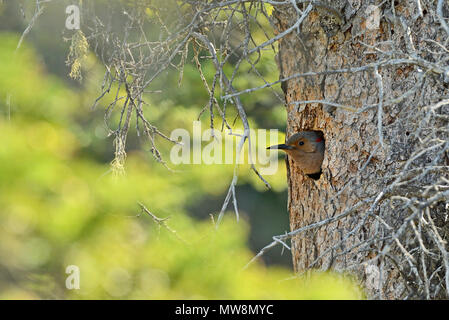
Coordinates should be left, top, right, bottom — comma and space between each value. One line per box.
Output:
267, 144, 293, 150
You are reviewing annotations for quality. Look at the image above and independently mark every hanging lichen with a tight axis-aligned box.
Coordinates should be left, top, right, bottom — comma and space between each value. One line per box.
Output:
65, 29, 89, 81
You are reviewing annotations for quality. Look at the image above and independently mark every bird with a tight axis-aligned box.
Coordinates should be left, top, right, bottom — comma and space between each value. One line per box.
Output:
267, 131, 325, 180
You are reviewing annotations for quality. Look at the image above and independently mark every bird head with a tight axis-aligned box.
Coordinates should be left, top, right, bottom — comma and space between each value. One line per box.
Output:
267, 131, 325, 179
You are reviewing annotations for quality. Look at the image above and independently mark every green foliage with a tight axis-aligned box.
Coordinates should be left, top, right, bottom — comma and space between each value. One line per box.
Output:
0, 33, 362, 299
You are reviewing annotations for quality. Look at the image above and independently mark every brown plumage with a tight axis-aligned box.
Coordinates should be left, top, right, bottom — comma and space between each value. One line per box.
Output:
267, 131, 325, 180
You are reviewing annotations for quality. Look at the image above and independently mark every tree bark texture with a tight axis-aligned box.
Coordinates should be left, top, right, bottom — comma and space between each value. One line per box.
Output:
275, 0, 449, 299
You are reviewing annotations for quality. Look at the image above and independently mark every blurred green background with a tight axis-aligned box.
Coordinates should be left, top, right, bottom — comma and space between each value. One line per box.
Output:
0, 1, 362, 299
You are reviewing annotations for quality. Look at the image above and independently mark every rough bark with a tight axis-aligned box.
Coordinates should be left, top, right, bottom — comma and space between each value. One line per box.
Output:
275, 0, 449, 299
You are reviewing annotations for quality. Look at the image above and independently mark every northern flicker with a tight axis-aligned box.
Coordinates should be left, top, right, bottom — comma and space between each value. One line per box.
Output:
267, 131, 325, 180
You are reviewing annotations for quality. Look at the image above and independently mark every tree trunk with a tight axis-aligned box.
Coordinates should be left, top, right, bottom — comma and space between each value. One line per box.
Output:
274, 0, 449, 299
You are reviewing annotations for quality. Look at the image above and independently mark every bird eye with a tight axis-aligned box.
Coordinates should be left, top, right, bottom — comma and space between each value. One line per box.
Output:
298, 141, 304, 146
